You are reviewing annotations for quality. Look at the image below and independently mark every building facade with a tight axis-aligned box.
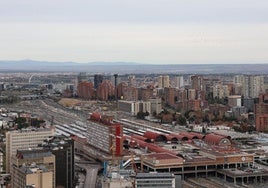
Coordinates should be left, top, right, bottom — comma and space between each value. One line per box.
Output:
158, 76, 170, 88
135, 173, 176, 188
6, 128, 54, 173
255, 93, 268, 132
42, 136, 74, 188
94, 74, 103, 89
11, 149, 55, 188
12, 164, 53, 188
88, 113, 123, 156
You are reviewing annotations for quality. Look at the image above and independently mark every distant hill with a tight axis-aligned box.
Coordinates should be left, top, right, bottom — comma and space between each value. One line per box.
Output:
0, 60, 267, 74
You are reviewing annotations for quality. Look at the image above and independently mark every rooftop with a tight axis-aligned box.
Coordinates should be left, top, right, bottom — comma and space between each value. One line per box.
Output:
136, 172, 174, 179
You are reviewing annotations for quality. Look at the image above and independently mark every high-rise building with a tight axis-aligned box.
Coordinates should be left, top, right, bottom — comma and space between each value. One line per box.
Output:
123, 86, 138, 101
233, 75, 244, 85
6, 128, 54, 173
255, 93, 268, 132
116, 82, 128, 100
77, 81, 95, 100
191, 75, 203, 91
164, 87, 176, 107
96, 80, 115, 100
139, 88, 154, 101
128, 75, 136, 87
42, 136, 74, 188
213, 83, 230, 99
240, 75, 265, 98
94, 74, 103, 89
174, 76, 184, 88
77, 72, 87, 83
158, 76, 170, 88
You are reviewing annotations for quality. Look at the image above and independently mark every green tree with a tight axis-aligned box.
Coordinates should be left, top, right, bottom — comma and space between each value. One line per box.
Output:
15, 117, 29, 129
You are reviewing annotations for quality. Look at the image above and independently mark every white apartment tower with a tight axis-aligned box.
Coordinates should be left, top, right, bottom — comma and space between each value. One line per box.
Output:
6, 128, 54, 173
243, 75, 264, 98
174, 76, 184, 88
213, 83, 230, 99
158, 75, 170, 88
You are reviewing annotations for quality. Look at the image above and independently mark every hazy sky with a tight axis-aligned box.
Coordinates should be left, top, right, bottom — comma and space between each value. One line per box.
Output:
0, 0, 268, 64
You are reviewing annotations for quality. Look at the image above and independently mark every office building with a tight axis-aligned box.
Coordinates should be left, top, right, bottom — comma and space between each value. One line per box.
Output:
11, 149, 55, 188
94, 74, 103, 89
87, 113, 123, 156
6, 128, 54, 173
12, 164, 53, 188
42, 135, 74, 188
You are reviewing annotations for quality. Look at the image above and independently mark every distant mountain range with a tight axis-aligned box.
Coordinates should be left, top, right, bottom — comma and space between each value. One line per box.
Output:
0, 60, 267, 74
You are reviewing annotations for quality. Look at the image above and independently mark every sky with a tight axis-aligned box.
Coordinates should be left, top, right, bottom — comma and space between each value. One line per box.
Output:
0, 0, 268, 64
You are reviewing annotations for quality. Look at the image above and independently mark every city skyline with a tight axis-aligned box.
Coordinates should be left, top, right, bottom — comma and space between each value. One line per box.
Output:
0, 0, 268, 64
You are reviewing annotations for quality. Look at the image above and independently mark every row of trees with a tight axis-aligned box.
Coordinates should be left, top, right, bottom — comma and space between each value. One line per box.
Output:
15, 117, 45, 129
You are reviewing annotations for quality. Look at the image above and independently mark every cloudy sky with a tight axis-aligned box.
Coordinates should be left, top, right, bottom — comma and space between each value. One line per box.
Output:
0, 0, 267, 64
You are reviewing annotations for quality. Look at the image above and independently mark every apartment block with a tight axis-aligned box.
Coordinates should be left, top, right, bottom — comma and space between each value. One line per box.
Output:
255, 93, 268, 132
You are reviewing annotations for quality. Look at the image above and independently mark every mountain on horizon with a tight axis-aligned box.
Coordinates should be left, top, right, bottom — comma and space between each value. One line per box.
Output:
0, 60, 267, 74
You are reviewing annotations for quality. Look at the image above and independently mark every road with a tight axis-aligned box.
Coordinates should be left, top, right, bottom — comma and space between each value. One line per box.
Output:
76, 163, 100, 188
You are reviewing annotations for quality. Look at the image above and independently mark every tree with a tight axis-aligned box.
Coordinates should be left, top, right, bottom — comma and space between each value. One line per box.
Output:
202, 126, 206, 134
15, 117, 29, 129
177, 116, 187, 125
137, 111, 146, 120
31, 119, 45, 128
